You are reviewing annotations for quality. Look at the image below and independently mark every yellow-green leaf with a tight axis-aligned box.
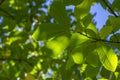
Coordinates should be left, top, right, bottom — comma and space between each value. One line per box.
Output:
47, 36, 69, 58
72, 52, 83, 64
71, 46, 84, 64
96, 43, 118, 72
74, 0, 91, 19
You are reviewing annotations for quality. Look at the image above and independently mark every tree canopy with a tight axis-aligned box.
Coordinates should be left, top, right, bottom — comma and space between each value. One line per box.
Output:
0, 0, 120, 80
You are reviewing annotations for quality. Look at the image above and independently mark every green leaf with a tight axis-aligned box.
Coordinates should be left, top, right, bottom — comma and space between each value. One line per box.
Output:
85, 65, 99, 78
108, 16, 120, 32
47, 36, 69, 58
32, 23, 68, 41
86, 51, 100, 67
72, 51, 84, 64
10, 41, 24, 58
74, 0, 91, 19
96, 43, 118, 72
75, 21, 84, 32
82, 14, 94, 27
49, 1, 70, 27
32, 26, 40, 41
87, 23, 98, 34
70, 33, 89, 49
101, 67, 111, 79
71, 41, 92, 64
1, 18, 16, 31
66, 55, 74, 70
100, 25, 113, 39
111, 0, 120, 12
110, 34, 120, 42
100, 16, 120, 39
60, 0, 83, 6
1, 0, 120, 79
114, 72, 120, 80
25, 73, 35, 80
110, 34, 120, 51
85, 29, 98, 38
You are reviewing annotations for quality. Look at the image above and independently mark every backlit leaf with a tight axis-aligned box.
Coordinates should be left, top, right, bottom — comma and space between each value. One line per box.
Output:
96, 43, 118, 72
47, 36, 69, 58
72, 51, 83, 64
74, 0, 91, 19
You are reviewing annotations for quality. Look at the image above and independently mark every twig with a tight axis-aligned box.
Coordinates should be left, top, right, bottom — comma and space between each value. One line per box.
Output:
102, 0, 119, 44
78, 32, 120, 44
0, 7, 15, 19
102, 0, 118, 17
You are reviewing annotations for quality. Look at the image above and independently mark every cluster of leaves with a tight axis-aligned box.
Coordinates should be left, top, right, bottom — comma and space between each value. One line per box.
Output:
0, 0, 120, 80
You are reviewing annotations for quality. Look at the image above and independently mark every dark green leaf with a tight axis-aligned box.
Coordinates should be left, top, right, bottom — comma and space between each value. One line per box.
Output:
100, 16, 120, 39
110, 34, 120, 51
101, 67, 111, 79
86, 51, 100, 67
69, 33, 89, 49
85, 65, 99, 78
32, 23, 69, 41
66, 55, 74, 70
61, 0, 83, 6
49, 1, 70, 27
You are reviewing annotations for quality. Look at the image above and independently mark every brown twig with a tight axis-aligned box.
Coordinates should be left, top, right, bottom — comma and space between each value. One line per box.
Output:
78, 32, 120, 44
102, 0, 118, 17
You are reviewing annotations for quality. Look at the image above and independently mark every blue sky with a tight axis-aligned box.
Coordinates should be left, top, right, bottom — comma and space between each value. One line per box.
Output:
90, 0, 114, 30
90, 3, 110, 30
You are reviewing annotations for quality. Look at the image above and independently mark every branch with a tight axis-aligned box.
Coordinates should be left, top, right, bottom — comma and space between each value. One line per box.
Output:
102, 0, 118, 17
0, 7, 15, 19
78, 32, 120, 44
